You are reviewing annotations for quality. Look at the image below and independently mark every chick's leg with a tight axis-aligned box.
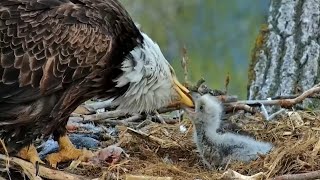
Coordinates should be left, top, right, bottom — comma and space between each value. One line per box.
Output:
45, 135, 93, 168
17, 144, 44, 165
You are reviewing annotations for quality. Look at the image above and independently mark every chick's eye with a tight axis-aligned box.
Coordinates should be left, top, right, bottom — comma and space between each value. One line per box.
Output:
199, 105, 204, 111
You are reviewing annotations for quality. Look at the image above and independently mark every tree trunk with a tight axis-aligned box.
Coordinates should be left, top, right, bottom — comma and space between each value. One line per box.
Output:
248, 0, 320, 109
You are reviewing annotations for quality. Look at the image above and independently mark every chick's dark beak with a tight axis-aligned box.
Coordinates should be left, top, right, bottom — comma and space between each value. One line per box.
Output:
190, 92, 201, 100
172, 77, 194, 107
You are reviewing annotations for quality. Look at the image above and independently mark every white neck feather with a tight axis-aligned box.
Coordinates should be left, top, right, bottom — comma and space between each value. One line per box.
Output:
112, 32, 176, 113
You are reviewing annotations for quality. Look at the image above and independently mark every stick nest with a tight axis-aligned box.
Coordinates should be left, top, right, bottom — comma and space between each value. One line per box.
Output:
2, 108, 320, 179
63, 109, 320, 179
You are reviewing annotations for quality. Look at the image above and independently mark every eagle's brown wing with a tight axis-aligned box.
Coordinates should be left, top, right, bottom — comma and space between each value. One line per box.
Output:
0, 0, 140, 104
0, 0, 142, 154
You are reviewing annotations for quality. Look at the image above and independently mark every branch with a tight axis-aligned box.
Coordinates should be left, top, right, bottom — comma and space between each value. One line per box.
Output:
226, 84, 320, 108
0, 154, 88, 180
187, 79, 320, 115
225, 103, 258, 114
272, 94, 320, 99
78, 103, 182, 122
220, 169, 265, 180
157, 105, 181, 114
125, 175, 172, 180
79, 110, 128, 121
153, 111, 166, 124
99, 114, 145, 126
83, 99, 114, 112
74, 83, 320, 122
269, 170, 320, 180
216, 95, 239, 103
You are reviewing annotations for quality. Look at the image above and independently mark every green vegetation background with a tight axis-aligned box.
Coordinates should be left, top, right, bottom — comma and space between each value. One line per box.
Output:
121, 0, 268, 98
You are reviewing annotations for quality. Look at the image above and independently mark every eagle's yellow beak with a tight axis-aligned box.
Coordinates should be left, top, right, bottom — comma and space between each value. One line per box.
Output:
173, 77, 194, 107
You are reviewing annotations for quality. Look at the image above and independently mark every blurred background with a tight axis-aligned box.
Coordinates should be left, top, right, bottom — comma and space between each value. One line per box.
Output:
121, 0, 269, 98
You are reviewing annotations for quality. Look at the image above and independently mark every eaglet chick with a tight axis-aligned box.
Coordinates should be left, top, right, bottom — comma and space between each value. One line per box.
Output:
185, 93, 273, 169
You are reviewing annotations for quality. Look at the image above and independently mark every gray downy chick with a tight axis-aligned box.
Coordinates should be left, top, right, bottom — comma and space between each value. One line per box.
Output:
185, 93, 273, 169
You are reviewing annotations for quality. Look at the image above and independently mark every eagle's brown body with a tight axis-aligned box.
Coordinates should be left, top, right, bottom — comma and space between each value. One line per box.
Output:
0, 0, 143, 153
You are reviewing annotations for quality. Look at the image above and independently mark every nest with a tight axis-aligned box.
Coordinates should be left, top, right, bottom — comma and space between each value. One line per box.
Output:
1, 109, 320, 180
63, 109, 320, 179
233, 110, 320, 178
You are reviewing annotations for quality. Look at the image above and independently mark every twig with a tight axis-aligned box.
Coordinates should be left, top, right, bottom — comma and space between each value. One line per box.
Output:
224, 72, 230, 94
272, 94, 320, 99
0, 139, 10, 176
127, 127, 180, 148
83, 99, 114, 112
220, 169, 265, 180
80, 110, 128, 121
181, 46, 189, 84
153, 111, 166, 124
157, 105, 181, 114
269, 170, 320, 180
188, 78, 226, 96
188, 78, 205, 92
126, 175, 172, 180
76, 84, 319, 124
76, 83, 320, 122
135, 119, 153, 129
160, 118, 180, 124
188, 80, 320, 115
226, 84, 320, 108
225, 104, 258, 114
216, 95, 239, 103
100, 114, 145, 126
80, 104, 182, 122
260, 104, 286, 121
0, 154, 88, 180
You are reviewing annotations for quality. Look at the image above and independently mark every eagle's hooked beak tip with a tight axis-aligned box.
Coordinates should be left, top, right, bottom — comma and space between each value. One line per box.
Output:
172, 77, 194, 107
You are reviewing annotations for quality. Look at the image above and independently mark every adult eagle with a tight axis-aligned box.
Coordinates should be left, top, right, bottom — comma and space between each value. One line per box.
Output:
0, 0, 194, 167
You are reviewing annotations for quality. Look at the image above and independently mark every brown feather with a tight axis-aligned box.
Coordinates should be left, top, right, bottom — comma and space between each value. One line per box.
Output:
0, 0, 143, 152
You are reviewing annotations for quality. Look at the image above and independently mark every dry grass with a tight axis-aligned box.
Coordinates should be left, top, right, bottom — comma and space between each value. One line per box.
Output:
2, 109, 320, 179
63, 110, 320, 179
235, 110, 320, 178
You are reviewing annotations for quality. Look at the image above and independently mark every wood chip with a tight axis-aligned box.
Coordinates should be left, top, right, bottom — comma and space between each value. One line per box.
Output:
125, 175, 173, 180
220, 169, 265, 180
283, 132, 293, 136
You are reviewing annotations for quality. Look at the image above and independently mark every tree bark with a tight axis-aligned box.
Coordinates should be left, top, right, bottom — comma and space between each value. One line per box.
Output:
248, 0, 320, 109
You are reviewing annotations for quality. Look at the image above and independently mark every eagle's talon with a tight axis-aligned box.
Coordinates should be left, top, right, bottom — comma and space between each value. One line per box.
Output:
35, 161, 41, 176
16, 145, 44, 176
45, 135, 94, 168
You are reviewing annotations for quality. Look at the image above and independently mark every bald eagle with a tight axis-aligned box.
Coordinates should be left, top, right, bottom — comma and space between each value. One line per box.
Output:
0, 0, 194, 167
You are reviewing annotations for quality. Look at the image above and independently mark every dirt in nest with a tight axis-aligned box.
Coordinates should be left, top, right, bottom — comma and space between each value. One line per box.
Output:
62, 110, 320, 180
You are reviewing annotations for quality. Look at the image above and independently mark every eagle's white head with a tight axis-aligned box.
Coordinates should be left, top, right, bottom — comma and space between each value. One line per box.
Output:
113, 32, 194, 113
